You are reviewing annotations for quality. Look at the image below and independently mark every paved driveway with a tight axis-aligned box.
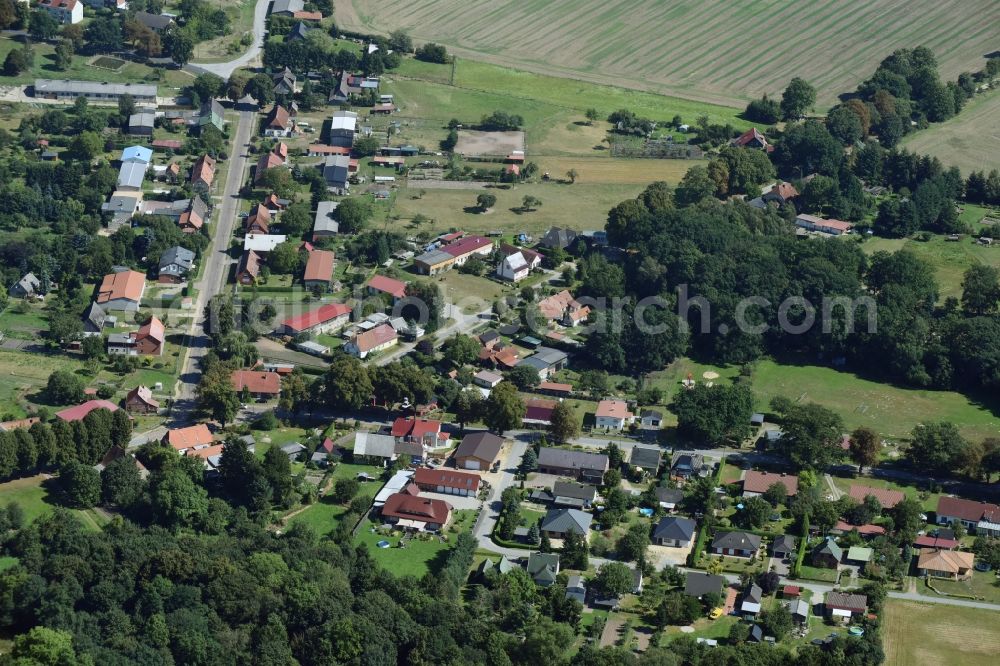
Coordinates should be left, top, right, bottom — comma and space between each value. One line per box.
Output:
648, 542, 693, 569
419, 491, 481, 511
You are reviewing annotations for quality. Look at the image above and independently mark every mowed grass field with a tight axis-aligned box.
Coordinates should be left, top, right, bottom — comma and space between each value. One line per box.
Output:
646, 357, 999, 442
902, 89, 1000, 175
385, 182, 653, 237
750, 360, 1000, 442
861, 228, 1000, 301
337, 0, 999, 106
883, 600, 1000, 666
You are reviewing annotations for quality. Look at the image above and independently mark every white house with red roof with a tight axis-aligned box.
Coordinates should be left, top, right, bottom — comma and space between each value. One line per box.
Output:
366, 274, 407, 302
391, 417, 451, 447
380, 490, 452, 531
595, 399, 634, 431
344, 323, 397, 359
276, 303, 351, 336
936, 496, 1000, 537
38, 0, 83, 24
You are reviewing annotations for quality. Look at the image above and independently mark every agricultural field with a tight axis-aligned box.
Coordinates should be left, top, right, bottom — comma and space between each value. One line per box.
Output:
882, 600, 1000, 666
336, 0, 999, 106
902, 89, 1000, 175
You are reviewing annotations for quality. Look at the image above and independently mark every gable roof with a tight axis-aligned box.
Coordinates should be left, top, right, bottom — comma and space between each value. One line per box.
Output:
352, 323, 397, 353
159, 246, 195, 271
814, 537, 843, 560
538, 289, 583, 320
353, 432, 397, 458
539, 227, 577, 249
936, 496, 1000, 523
303, 249, 335, 282
191, 154, 216, 186
825, 592, 866, 613
629, 445, 662, 469
367, 274, 407, 298
849, 484, 905, 509
391, 418, 442, 439
164, 424, 214, 451
413, 467, 481, 492
117, 161, 146, 188
833, 520, 886, 536
653, 516, 696, 542
524, 398, 556, 422
552, 481, 597, 501
96, 270, 145, 304
743, 470, 799, 496
121, 145, 153, 164
772, 534, 797, 552
454, 431, 504, 462
136, 316, 164, 345
280, 302, 350, 335
711, 531, 762, 551
56, 399, 119, 422
537, 447, 609, 472
540, 508, 592, 534
441, 235, 492, 258
266, 104, 291, 130
125, 385, 158, 409
231, 370, 281, 395
134, 11, 173, 30
237, 250, 262, 279
526, 552, 560, 583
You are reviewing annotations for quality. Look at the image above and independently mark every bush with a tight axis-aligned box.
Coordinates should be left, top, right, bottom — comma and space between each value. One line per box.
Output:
252, 411, 279, 430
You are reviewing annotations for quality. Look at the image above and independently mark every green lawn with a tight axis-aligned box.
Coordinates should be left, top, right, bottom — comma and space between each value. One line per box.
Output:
0, 556, 18, 572
355, 524, 454, 578
750, 359, 1000, 442
922, 570, 1000, 604
662, 615, 738, 642
0, 475, 108, 532
0, 349, 89, 418
0, 306, 49, 334
797, 564, 840, 583
861, 232, 1000, 301
828, 475, 942, 513
288, 462, 382, 536
0, 37, 192, 95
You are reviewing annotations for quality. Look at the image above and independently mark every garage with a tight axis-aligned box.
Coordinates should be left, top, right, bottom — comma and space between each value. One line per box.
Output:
462, 459, 481, 471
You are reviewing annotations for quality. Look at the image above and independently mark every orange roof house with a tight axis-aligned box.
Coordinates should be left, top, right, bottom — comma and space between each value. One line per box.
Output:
303, 249, 335, 288
245, 204, 272, 234
742, 470, 799, 497
191, 154, 216, 189
231, 370, 281, 397
133, 316, 165, 355
163, 424, 214, 452
916, 549, 975, 580
96, 270, 146, 311
538, 289, 589, 326
849, 484, 904, 509
367, 274, 407, 300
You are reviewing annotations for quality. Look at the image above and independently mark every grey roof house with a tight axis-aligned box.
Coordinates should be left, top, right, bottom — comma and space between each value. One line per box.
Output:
540, 508, 592, 537
539, 227, 578, 250
655, 486, 684, 510
652, 516, 697, 547
517, 346, 568, 380
127, 110, 155, 136
526, 552, 560, 586
199, 100, 225, 133
772, 534, 797, 559
312, 201, 339, 239
158, 246, 195, 282
565, 575, 586, 604
321, 155, 350, 193
9, 272, 41, 298
671, 452, 707, 478
684, 572, 724, 599
711, 531, 762, 557
629, 445, 662, 473
537, 447, 609, 483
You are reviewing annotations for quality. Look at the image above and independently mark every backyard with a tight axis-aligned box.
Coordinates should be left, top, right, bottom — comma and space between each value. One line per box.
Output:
921, 570, 1000, 604
0, 474, 111, 532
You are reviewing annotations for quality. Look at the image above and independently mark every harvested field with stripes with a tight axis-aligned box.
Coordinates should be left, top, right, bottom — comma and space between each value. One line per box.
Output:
883, 600, 1000, 666
336, 0, 1000, 107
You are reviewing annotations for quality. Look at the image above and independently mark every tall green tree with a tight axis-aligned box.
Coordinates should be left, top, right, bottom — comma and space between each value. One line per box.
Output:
101, 456, 143, 507
322, 355, 372, 410
547, 401, 579, 443
60, 460, 101, 508
780, 77, 816, 119
770, 398, 845, 470
483, 381, 525, 434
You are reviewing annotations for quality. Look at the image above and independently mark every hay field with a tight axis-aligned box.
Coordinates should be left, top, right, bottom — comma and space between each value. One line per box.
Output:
902, 90, 1000, 175
337, 0, 999, 106
883, 600, 1000, 666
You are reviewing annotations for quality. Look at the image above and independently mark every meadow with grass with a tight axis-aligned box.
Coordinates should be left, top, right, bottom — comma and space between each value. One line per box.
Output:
883, 600, 1000, 666
338, 0, 998, 106
902, 89, 1000, 175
